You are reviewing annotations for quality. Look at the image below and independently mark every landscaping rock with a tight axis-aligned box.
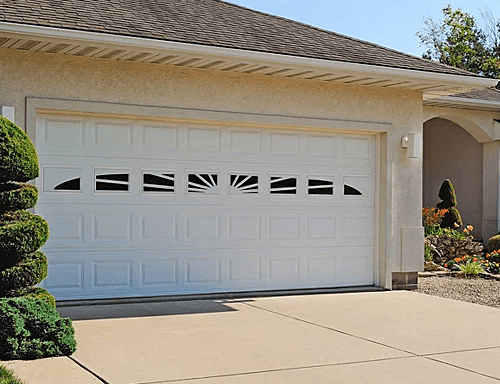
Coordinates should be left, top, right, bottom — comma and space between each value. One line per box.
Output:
426, 234, 483, 262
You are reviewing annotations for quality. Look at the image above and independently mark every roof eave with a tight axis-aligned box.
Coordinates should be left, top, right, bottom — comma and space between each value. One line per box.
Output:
0, 22, 497, 94
424, 95, 500, 111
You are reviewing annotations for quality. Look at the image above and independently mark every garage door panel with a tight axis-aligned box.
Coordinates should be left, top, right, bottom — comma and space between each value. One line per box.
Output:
36, 113, 377, 300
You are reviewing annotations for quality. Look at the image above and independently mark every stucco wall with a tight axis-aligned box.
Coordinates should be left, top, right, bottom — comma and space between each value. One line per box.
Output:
423, 118, 483, 237
0, 48, 425, 288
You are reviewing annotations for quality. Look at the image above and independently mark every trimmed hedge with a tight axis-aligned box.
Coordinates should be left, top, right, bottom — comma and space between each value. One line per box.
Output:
0, 251, 47, 294
0, 183, 38, 213
0, 297, 76, 360
0, 117, 39, 183
6, 287, 56, 309
486, 234, 500, 253
0, 211, 49, 255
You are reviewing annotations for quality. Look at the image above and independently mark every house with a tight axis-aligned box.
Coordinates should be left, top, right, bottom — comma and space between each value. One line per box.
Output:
0, 0, 497, 301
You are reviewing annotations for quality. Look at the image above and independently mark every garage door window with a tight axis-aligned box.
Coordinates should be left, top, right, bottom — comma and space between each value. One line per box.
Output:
95, 169, 130, 192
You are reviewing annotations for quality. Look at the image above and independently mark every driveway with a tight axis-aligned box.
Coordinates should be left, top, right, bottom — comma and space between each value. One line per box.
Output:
4, 291, 500, 383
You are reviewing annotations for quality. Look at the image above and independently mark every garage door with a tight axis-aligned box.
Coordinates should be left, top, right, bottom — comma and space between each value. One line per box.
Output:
34, 112, 376, 300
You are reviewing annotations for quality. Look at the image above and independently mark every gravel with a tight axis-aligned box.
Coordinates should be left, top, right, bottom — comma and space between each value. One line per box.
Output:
417, 275, 500, 309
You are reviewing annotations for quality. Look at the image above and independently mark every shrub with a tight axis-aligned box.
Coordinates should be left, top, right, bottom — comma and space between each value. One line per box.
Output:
459, 261, 484, 278
486, 234, 500, 253
17, 287, 56, 309
0, 251, 48, 294
0, 297, 76, 360
435, 179, 462, 229
0, 117, 39, 183
0, 183, 38, 213
424, 245, 433, 261
0, 211, 49, 255
0, 364, 27, 384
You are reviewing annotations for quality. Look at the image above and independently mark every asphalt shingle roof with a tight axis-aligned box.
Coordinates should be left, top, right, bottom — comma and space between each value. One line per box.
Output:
450, 88, 500, 102
0, 0, 483, 77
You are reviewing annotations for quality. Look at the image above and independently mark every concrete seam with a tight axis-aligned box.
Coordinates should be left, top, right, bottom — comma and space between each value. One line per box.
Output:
242, 302, 418, 356
421, 345, 500, 357
68, 356, 111, 384
425, 356, 500, 382
134, 356, 418, 384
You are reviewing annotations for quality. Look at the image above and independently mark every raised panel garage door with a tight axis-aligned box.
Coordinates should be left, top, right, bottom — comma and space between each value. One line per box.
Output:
35, 113, 377, 300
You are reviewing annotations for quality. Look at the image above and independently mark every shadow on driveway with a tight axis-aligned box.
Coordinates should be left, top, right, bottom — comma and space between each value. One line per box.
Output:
57, 299, 253, 320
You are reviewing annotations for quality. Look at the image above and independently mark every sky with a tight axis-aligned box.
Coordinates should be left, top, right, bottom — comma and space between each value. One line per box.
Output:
229, 1, 500, 57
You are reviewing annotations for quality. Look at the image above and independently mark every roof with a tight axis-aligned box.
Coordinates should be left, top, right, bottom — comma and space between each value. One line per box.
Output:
450, 88, 500, 102
0, 0, 483, 78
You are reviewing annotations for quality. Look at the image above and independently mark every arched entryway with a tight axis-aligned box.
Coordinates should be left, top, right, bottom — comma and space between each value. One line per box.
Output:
423, 117, 483, 238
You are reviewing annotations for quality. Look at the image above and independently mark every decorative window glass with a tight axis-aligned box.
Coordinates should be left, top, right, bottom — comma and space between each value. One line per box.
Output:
95, 170, 130, 192
229, 174, 259, 195
142, 172, 175, 193
308, 177, 334, 195
270, 175, 297, 195
54, 178, 81, 191
343, 176, 368, 197
187, 173, 219, 194
344, 184, 363, 196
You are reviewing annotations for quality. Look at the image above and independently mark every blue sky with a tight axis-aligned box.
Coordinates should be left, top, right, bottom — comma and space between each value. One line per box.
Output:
229, 1, 500, 57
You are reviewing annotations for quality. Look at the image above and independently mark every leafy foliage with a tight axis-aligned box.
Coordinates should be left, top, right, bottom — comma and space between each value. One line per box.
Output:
0, 251, 48, 295
0, 297, 76, 360
0, 211, 49, 256
0, 117, 39, 183
0, 364, 27, 384
459, 261, 484, 277
0, 183, 38, 214
417, 6, 500, 78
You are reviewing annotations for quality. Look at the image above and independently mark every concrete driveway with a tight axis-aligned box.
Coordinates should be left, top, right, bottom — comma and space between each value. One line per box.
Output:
4, 290, 500, 383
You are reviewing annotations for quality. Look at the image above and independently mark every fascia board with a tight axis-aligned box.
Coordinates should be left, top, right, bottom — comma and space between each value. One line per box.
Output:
424, 95, 500, 110
0, 21, 497, 90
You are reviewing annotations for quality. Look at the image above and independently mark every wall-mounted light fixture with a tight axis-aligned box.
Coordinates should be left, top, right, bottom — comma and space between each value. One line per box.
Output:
401, 133, 421, 159
0, 106, 15, 123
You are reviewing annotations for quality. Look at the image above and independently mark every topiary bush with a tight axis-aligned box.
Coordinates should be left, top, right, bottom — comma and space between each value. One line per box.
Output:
436, 179, 462, 229
0, 117, 39, 183
486, 233, 500, 253
0, 297, 76, 360
0, 182, 38, 213
0, 115, 76, 358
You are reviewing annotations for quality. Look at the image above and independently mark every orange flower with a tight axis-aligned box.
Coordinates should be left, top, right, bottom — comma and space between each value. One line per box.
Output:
444, 263, 448, 268
486, 254, 491, 258
473, 258, 478, 262
454, 258, 460, 263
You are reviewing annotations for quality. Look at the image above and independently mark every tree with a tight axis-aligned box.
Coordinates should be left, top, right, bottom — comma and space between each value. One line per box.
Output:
417, 6, 500, 78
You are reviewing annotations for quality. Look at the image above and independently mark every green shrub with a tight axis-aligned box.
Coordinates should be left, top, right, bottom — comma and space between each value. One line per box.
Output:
435, 179, 462, 229
0, 117, 39, 183
0, 183, 38, 213
437, 179, 457, 208
0, 364, 27, 384
424, 245, 433, 261
18, 287, 56, 308
0, 211, 49, 255
0, 297, 76, 360
486, 234, 500, 253
459, 261, 484, 278
0, 251, 47, 294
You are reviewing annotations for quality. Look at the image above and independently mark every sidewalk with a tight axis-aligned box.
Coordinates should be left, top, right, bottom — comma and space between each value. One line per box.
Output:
4, 291, 500, 383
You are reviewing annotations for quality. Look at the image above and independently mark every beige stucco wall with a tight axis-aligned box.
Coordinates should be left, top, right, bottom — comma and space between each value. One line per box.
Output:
0, 48, 426, 288
423, 118, 483, 237
423, 106, 500, 242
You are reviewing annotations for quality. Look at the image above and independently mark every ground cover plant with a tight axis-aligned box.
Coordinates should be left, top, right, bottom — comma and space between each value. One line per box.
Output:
0, 116, 76, 360
0, 364, 26, 384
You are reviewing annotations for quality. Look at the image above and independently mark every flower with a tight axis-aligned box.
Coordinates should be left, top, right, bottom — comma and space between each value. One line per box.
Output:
486, 254, 491, 258
444, 263, 448, 268
454, 258, 461, 263
473, 257, 478, 262
467, 225, 473, 231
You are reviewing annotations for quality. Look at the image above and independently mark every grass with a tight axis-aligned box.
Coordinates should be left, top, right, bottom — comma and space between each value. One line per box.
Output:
0, 365, 26, 384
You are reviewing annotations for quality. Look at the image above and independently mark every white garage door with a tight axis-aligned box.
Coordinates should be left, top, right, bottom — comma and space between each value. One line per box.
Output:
34, 112, 377, 300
